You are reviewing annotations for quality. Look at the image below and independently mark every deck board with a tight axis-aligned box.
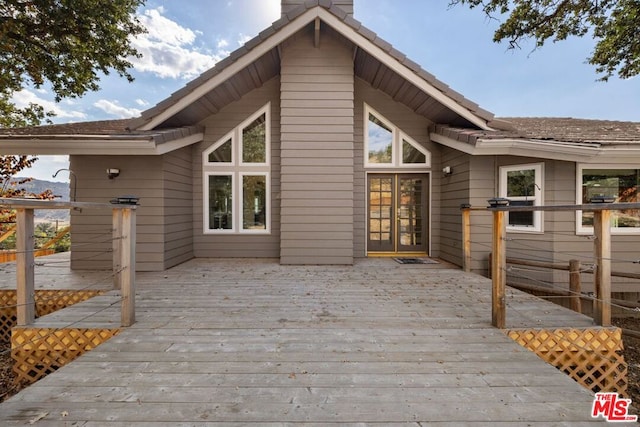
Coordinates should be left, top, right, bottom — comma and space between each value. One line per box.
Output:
1, 256, 621, 424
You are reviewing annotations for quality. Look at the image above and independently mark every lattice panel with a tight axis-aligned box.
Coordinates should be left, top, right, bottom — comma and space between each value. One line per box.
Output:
0, 290, 103, 343
11, 328, 120, 384
507, 328, 628, 396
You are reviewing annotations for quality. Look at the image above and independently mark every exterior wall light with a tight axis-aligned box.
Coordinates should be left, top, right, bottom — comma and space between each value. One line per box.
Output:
107, 168, 120, 179
442, 166, 452, 177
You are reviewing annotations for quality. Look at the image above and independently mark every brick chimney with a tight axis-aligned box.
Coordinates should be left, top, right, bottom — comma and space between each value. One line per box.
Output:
281, 0, 354, 17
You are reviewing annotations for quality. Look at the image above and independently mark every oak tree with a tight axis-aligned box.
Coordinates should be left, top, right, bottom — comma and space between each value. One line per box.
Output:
451, 0, 640, 80
0, 0, 146, 126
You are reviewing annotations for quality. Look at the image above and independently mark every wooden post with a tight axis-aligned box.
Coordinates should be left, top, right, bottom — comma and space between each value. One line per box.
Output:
491, 210, 507, 329
593, 210, 612, 326
569, 259, 581, 313
461, 206, 472, 272
16, 208, 35, 326
112, 209, 123, 290
115, 207, 136, 327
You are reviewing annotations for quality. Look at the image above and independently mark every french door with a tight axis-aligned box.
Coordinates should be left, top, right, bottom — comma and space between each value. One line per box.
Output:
367, 174, 429, 254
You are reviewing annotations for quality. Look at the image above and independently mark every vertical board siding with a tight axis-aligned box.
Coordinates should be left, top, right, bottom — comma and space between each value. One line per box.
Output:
354, 78, 440, 258
162, 146, 194, 268
280, 29, 354, 264
69, 155, 165, 272
193, 77, 281, 258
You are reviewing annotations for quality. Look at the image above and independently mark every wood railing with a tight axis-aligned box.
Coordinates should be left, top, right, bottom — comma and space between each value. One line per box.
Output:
461, 201, 640, 329
0, 198, 137, 327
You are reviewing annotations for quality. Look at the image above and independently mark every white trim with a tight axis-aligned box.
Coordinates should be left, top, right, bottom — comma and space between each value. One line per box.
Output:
499, 163, 544, 233
239, 103, 271, 167
399, 132, 431, 168
203, 131, 234, 165
202, 103, 271, 235
364, 104, 431, 169
239, 172, 271, 234
576, 164, 640, 235
203, 172, 235, 234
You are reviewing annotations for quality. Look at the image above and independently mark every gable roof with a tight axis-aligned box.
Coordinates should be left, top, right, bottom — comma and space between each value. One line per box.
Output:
131, 0, 497, 131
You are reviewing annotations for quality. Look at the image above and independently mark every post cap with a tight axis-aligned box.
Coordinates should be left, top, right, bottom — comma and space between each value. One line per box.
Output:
110, 195, 139, 205
589, 196, 615, 204
487, 197, 510, 208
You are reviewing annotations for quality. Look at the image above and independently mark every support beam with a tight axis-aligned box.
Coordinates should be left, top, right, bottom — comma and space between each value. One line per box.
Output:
116, 207, 136, 327
569, 259, 582, 313
112, 209, 123, 290
593, 210, 612, 326
491, 210, 506, 329
314, 17, 321, 48
16, 208, 35, 326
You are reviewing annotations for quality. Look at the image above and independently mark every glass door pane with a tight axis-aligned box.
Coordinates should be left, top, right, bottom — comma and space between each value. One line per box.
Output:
397, 176, 427, 252
368, 175, 394, 252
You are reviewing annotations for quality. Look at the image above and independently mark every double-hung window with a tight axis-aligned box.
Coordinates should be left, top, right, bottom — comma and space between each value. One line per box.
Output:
203, 103, 270, 234
577, 165, 640, 234
499, 163, 543, 232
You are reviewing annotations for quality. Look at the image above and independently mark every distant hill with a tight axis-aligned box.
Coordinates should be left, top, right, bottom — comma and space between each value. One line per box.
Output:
8, 178, 71, 222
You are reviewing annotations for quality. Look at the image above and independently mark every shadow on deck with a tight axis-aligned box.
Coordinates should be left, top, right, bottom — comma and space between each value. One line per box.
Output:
1, 255, 631, 425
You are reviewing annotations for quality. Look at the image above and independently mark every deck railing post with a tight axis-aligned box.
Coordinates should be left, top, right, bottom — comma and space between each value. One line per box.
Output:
114, 206, 136, 327
461, 204, 472, 272
593, 209, 612, 326
491, 209, 507, 329
569, 259, 581, 313
112, 209, 123, 290
16, 208, 35, 326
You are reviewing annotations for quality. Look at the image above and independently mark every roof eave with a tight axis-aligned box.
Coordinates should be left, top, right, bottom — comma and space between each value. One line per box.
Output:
0, 131, 204, 156
136, 5, 494, 131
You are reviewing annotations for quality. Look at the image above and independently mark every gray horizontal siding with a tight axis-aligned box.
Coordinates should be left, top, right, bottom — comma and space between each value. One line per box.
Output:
279, 29, 354, 265
69, 155, 165, 272
193, 77, 281, 258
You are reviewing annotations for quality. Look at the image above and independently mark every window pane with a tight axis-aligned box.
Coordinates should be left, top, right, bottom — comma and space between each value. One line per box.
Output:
582, 169, 640, 228
208, 138, 232, 163
209, 175, 232, 230
402, 139, 426, 164
243, 175, 267, 230
508, 200, 534, 227
507, 169, 536, 197
242, 114, 266, 163
368, 113, 392, 164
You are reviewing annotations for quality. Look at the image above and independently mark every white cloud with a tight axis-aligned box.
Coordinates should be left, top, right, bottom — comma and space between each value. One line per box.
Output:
131, 7, 219, 79
217, 39, 229, 49
93, 100, 141, 119
135, 98, 149, 107
12, 90, 86, 120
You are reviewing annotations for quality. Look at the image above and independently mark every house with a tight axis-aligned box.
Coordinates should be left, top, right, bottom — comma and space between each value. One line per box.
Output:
0, 0, 639, 291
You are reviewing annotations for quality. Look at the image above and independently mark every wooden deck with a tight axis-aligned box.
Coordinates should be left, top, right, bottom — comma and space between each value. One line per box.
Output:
1, 256, 621, 425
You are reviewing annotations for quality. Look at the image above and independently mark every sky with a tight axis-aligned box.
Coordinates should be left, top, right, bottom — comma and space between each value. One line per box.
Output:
15, 0, 640, 182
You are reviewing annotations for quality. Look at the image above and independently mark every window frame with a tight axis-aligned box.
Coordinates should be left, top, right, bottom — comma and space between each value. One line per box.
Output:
202, 103, 271, 235
499, 163, 544, 233
576, 164, 640, 235
364, 104, 431, 169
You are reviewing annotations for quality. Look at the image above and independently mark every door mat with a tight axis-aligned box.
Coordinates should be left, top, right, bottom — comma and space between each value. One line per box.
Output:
393, 258, 439, 265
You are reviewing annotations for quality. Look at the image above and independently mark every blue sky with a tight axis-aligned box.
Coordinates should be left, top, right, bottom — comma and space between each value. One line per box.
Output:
16, 0, 640, 181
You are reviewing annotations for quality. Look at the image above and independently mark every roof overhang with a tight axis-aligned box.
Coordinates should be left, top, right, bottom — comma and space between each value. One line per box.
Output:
0, 130, 204, 156
431, 132, 640, 164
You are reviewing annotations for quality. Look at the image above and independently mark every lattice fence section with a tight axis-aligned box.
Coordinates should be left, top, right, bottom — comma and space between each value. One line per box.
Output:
0, 290, 103, 343
11, 327, 120, 384
507, 328, 628, 396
